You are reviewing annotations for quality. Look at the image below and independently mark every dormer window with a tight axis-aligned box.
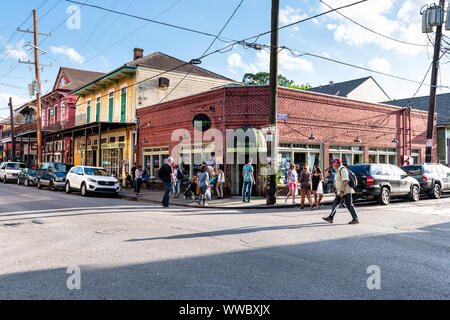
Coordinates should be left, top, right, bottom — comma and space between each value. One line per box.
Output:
59, 77, 66, 87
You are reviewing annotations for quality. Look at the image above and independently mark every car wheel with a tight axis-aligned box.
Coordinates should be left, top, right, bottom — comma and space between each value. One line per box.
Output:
377, 187, 390, 205
37, 179, 42, 189
49, 181, 56, 191
409, 185, 420, 202
65, 182, 72, 194
431, 183, 441, 199
80, 183, 88, 197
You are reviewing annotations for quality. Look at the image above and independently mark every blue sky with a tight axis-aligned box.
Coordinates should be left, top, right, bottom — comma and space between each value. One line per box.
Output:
0, 0, 448, 119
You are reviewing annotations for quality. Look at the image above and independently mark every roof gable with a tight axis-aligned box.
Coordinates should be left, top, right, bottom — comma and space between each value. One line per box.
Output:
52, 67, 106, 92
308, 77, 372, 97
126, 51, 235, 81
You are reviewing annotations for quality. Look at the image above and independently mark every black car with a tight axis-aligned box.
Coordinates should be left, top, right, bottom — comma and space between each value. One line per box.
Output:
401, 163, 450, 199
17, 168, 38, 186
348, 163, 420, 205
36, 162, 73, 191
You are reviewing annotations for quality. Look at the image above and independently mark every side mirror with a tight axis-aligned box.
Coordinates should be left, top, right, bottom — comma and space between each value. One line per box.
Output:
77, 172, 83, 176
400, 175, 407, 179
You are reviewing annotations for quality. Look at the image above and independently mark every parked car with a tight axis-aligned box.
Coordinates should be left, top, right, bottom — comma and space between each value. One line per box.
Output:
65, 166, 120, 197
348, 163, 420, 205
401, 163, 450, 199
0, 162, 27, 183
17, 168, 38, 186
36, 162, 73, 191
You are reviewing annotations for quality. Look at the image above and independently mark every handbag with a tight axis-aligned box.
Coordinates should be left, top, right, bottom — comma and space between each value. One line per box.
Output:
317, 181, 324, 195
205, 188, 212, 200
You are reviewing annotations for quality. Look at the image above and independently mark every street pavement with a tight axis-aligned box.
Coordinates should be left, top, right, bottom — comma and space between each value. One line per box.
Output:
0, 182, 449, 300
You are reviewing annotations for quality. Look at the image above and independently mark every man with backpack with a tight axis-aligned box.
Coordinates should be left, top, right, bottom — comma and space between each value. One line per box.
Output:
159, 157, 176, 208
322, 158, 359, 225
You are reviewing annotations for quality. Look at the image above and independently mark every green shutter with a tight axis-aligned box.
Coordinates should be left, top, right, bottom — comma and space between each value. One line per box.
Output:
87, 105, 90, 123
96, 102, 100, 122
109, 98, 113, 122
120, 91, 126, 123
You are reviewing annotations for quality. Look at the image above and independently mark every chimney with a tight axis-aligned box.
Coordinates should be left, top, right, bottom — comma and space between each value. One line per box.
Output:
133, 48, 144, 60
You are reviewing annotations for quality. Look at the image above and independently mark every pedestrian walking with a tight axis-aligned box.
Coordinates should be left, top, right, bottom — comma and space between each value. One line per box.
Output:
135, 166, 143, 195
172, 165, 182, 198
299, 164, 313, 210
312, 165, 324, 209
285, 164, 298, 204
216, 165, 225, 199
159, 157, 175, 208
322, 158, 359, 224
131, 163, 137, 192
197, 165, 210, 206
242, 158, 255, 203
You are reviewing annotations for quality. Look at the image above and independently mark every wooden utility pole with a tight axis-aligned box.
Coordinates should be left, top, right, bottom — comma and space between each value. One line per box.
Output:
266, 0, 279, 205
18, 10, 51, 167
9, 97, 16, 161
33, 9, 43, 166
425, 0, 445, 163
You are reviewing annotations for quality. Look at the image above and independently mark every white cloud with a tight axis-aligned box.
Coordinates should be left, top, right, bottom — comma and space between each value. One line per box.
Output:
0, 93, 29, 119
227, 53, 258, 74
228, 50, 314, 75
280, 6, 308, 32
3, 39, 28, 60
322, 0, 429, 55
50, 46, 85, 64
368, 58, 391, 73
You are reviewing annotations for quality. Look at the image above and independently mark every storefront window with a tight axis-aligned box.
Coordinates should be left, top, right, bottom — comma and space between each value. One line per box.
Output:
369, 147, 397, 165
329, 145, 364, 167
412, 149, 420, 164
369, 155, 377, 163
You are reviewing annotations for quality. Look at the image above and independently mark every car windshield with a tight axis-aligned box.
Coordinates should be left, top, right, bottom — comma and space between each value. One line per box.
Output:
348, 165, 370, 176
6, 163, 26, 169
52, 164, 73, 173
84, 168, 110, 176
402, 166, 422, 176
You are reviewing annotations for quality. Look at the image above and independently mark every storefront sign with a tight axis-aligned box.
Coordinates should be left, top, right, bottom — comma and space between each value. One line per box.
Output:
193, 114, 211, 132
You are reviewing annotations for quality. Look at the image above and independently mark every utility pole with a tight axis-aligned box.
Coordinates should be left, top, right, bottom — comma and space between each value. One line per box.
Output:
9, 98, 15, 161
18, 10, 52, 167
425, 0, 445, 163
266, 0, 279, 205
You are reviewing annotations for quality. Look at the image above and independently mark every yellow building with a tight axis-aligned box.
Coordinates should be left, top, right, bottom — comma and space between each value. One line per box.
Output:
70, 49, 237, 179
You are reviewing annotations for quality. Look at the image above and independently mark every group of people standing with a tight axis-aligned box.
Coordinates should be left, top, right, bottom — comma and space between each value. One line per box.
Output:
284, 164, 324, 210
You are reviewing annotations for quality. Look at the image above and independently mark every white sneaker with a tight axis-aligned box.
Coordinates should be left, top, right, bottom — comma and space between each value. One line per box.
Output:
285, 199, 288, 203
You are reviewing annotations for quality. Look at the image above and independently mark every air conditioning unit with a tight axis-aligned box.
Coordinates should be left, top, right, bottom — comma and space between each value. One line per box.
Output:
158, 77, 170, 88
428, 5, 443, 26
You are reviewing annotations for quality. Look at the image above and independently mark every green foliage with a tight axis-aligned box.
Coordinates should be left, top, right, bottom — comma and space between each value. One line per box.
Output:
242, 72, 311, 90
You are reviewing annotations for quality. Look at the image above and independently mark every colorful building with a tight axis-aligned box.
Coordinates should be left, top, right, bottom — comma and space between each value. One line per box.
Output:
66, 49, 237, 180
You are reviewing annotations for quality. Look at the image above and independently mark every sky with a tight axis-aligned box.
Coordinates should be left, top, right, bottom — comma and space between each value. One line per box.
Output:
0, 0, 449, 120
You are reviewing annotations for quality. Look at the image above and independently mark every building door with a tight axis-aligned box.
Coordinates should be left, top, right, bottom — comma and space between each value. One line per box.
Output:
294, 152, 306, 167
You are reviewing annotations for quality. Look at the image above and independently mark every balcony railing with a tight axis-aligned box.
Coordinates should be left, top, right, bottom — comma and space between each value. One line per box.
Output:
44, 118, 76, 131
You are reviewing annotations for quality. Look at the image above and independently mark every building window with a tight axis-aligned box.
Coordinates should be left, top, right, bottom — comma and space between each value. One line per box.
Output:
118, 136, 125, 142
329, 145, 365, 167
61, 102, 66, 122
278, 142, 321, 184
96, 97, 101, 122
54, 105, 58, 123
109, 92, 114, 122
87, 100, 91, 123
369, 147, 397, 165
412, 149, 421, 164
109, 136, 116, 143
120, 88, 126, 123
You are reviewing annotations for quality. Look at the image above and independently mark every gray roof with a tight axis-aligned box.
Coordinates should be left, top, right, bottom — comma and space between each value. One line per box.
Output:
56, 67, 106, 91
308, 77, 372, 97
383, 93, 450, 125
126, 51, 235, 81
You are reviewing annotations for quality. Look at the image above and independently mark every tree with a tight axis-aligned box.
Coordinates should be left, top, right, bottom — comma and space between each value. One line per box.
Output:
242, 72, 311, 90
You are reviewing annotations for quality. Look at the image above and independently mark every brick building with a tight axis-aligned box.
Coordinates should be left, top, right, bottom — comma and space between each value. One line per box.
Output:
137, 85, 434, 196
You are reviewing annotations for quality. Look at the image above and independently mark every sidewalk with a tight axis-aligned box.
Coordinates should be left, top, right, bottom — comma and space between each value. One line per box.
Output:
119, 188, 336, 209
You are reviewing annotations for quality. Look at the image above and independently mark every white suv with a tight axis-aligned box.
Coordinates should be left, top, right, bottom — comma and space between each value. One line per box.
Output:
0, 162, 27, 183
65, 166, 120, 197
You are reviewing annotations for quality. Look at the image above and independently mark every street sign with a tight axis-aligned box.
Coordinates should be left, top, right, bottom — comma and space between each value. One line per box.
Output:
277, 114, 287, 120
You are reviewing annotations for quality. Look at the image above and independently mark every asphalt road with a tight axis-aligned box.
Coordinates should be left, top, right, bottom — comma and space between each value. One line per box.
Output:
0, 182, 449, 300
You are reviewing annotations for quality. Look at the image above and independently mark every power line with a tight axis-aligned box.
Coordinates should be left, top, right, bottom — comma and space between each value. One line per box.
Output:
83, 0, 183, 64
320, 0, 428, 47
280, 46, 450, 90
160, 0, 244, 103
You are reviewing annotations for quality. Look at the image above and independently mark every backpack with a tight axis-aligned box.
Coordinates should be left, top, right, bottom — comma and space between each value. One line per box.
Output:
341, 167, 358, 189
158, 164, 167, 180
176, 169, 183, 181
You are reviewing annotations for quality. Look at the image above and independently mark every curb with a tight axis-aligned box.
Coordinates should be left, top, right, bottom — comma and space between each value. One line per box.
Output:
119, 194, 335, 210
